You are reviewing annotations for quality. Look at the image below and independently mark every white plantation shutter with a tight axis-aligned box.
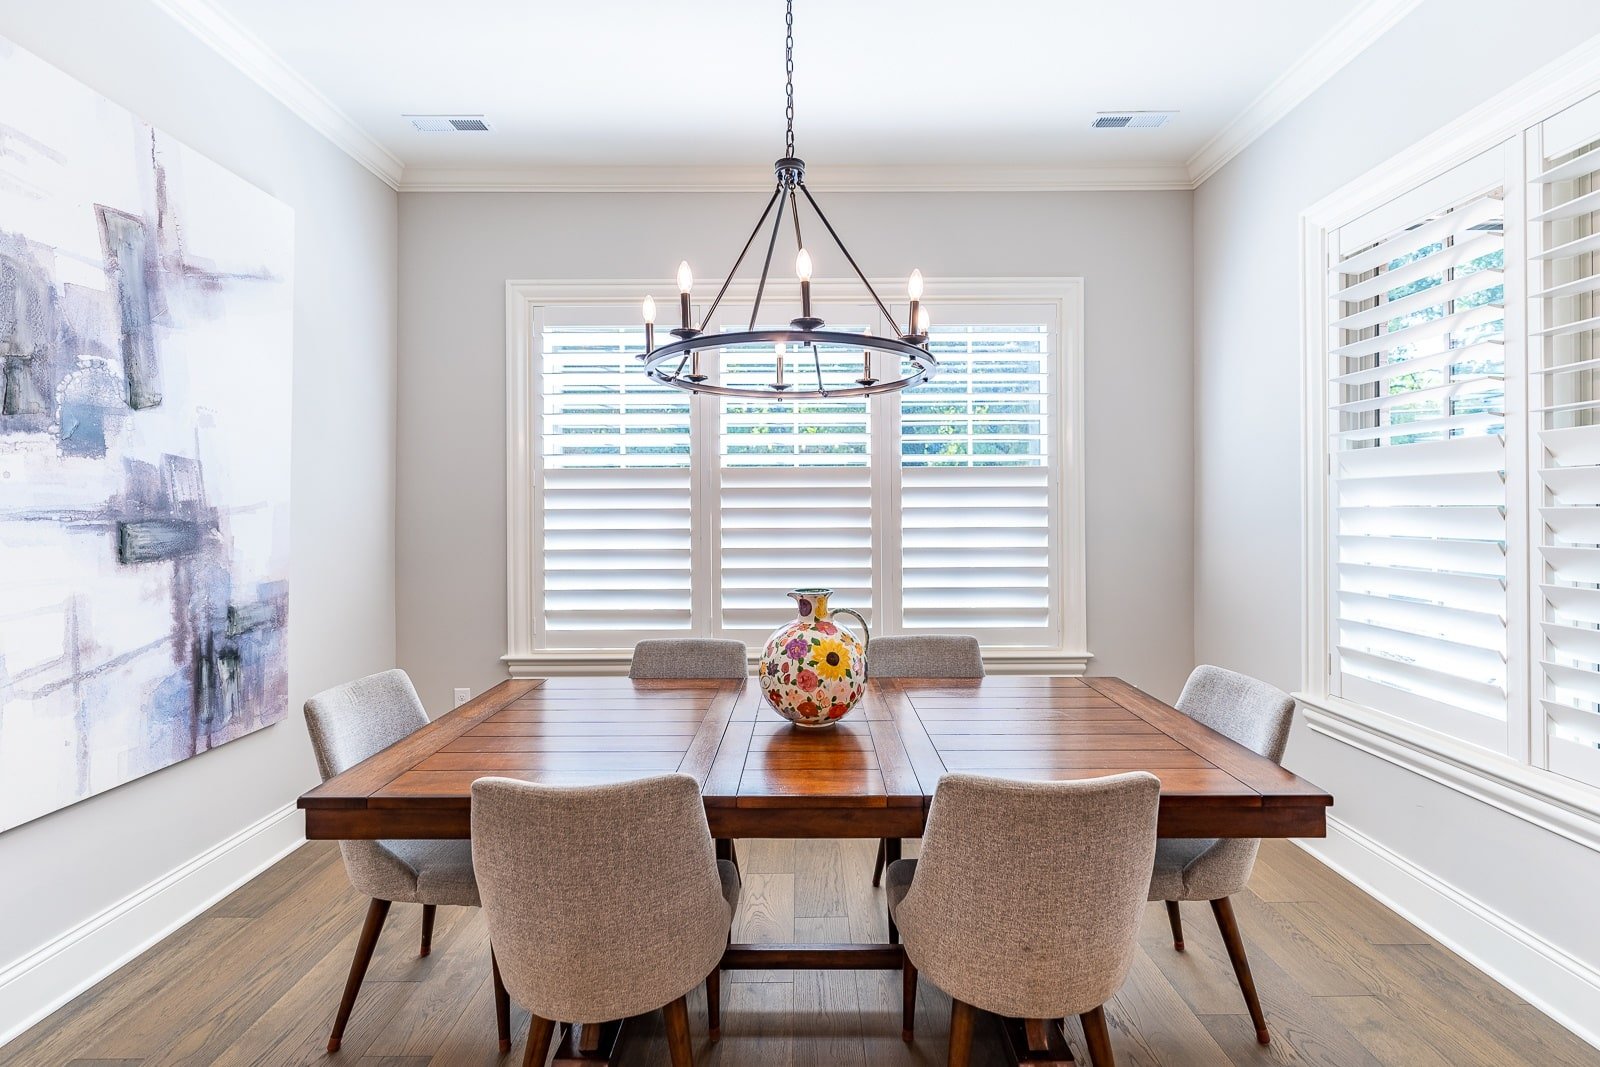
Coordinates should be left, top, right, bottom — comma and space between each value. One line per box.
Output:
1327, 155, 1512, 750
898, 311, 1058, 645
715, 315, 875, 641
1530, 95, 1600, 787
534, 307, 694, 644
515, 290, 1075, 662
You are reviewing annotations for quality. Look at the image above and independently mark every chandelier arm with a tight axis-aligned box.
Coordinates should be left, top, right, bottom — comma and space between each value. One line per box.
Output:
699, 185, 782, 334
811, 342, 825, 394
749, 182, 789, 331
797, 182, 907, 337
789, 187, 804, 256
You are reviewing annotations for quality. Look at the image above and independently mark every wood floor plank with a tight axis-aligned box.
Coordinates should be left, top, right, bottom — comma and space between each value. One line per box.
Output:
11, 834, 1596, 1067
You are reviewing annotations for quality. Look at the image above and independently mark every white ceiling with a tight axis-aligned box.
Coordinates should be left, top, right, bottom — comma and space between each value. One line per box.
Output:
181, 0, 1411, 189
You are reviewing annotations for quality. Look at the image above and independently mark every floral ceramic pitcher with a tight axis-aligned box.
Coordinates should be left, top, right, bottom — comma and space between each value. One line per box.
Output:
759, 589, 869, 728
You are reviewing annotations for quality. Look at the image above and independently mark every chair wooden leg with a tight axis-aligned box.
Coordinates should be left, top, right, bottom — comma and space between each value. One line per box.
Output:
522, 1014, 556, 1067
706, 967, 721, 1041
420, 903, 436, 957
1211, 896, 1269, 1044
872, 838, 887, 886
948, 998, 978, 1067
328, 898, 391, 1052
1080, 1004, 1115, 1067
491, 946, 512, 1053
1165, 900, 1184, 951
901, 956, 918, 1042
663, 994, 694, 1067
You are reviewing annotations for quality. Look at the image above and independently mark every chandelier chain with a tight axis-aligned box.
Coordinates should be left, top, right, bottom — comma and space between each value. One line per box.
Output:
784, 0, 795, 157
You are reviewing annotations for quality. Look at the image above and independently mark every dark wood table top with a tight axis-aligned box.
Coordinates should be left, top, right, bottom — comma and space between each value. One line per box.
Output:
299, 675, 1331, 841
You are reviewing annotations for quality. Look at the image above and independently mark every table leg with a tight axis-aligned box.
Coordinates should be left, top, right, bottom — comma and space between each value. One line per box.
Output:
998, 1014, 1076, 1063
551, 1018, 625, 1065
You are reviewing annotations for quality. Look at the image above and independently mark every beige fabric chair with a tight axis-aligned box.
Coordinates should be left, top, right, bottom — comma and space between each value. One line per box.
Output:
472, 773, 740, 1067
866, 635, 985, 889
303, 669, 509, 1053
888, 772, 1160, 1067
629, 638, 749, 680
1151, 665, 1296, 1046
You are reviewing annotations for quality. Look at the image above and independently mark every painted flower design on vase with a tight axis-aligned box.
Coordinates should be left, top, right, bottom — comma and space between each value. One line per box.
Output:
759, 588, 869, 728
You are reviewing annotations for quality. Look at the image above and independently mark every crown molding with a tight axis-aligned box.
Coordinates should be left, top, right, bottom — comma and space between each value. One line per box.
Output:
148, 0, 405, 190
1184, 0, 1426, 186
397, 162, 1196, 193
146, 0, 1422, 196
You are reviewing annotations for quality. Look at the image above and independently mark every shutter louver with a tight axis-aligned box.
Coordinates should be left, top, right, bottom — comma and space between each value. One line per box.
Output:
537, 318, 694, 643
900, 322, 1057, 644
1329, 175, 1510, 750
1532, 119, 1600, 786
717, 334, 874, 640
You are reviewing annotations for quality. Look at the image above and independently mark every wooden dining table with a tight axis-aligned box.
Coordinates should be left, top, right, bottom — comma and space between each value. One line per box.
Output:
299, 674, 1331, 1064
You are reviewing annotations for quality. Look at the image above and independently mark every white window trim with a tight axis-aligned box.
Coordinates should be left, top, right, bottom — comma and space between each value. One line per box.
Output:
1299, 37, 1600, 849
504, 276, 1089, 677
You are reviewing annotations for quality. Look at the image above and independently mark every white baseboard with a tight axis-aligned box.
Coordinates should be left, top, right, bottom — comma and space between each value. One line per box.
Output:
0, 802, 306, 1048
1296, 815, 1600, 1052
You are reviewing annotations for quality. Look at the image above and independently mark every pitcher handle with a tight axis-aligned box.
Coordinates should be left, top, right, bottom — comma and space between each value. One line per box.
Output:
831, 607, 870, 651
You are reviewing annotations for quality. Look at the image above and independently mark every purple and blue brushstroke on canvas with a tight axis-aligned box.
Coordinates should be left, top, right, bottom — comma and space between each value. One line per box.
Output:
0, 36, 294, 832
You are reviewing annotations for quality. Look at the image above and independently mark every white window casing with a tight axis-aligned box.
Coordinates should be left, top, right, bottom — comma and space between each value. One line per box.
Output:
505, 278, 1088, 676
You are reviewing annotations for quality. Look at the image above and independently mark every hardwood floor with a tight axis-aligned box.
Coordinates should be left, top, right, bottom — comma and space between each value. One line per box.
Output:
6, 838, 1596, 1066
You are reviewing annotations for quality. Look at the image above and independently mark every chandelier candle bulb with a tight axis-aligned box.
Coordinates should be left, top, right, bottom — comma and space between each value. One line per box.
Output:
774, 342, 786, 389
677, 260, 694, 330
907, 269, 923, 339
796, 248, 814, 318
642, 295, 656, 352
917, 305, 930, 336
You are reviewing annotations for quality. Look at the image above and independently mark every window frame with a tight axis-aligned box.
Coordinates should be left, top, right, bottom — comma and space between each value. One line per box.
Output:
1299, 59, 1600, 848
505, 276, 1088, 676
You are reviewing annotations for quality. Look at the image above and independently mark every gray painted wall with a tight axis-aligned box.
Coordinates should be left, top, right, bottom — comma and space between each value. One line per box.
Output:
1192, 0, 1600, 978
396, 189, 1195, 711
0, 0, 398, 971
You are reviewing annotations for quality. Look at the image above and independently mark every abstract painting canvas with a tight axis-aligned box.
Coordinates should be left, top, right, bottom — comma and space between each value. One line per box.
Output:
0, 37, 293, 832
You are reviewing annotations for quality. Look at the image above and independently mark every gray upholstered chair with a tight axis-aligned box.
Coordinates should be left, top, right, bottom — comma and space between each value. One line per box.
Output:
303, 669, 509, 1054
1151, 665, 1295, 1046
471, 773, 740, 1067
866, 635, 985, 888
630, 638, 748, 870
889, 772, 1160, 1067
629, 638, 749, 680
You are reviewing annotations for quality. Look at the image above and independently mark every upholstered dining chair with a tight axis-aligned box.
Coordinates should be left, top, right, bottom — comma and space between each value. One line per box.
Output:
1150, 665, 1295, 1046
629, 638, 748, 869
303, 669, 509, 1054
471, 773, 741, 1067
866, 634, 985, 887
629, 637, 749, 680
888, 772, 1160, 1067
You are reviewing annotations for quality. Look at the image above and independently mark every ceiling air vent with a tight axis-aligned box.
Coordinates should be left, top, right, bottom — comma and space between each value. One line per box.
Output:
1092, 111, 1174, 129
405, 114, 492, 133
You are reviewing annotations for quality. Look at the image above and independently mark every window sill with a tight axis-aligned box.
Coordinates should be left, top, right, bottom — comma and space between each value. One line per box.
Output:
1296, 691, 1600, 853
503, 648, 1094, 678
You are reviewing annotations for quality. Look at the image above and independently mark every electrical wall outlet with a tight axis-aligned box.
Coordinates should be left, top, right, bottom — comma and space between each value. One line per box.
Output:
453, 688, 471, 708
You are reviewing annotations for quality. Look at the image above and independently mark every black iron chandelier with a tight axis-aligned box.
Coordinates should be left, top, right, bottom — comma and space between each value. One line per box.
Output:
637, 0, 937, 400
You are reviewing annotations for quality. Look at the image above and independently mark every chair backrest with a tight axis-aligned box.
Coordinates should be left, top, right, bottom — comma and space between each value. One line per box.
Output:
303, 669, 429, 782
628, 638, 748, 680
867, 635, 985, 679
471, 773, 734, 1023
894, 771, 1160, 1020
1176, 665, 1295, 764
